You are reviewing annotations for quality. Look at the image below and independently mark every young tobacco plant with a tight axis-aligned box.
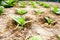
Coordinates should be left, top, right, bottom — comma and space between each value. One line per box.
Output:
37, 1, 44, 6
35, 10, 43, 14
11, 16, 25, 27
45, 17, 53, 24
37, 1, 50, 8
43, 4, 50, 8
52, 6, 60, 14
11, 16, 32, 28
0, 0, 18, 8
19, 1, 26, 8
30, 1, 37, 8
17, 9, 27, 15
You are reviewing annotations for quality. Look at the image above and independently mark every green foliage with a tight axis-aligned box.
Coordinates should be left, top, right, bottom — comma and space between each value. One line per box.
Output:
35, 10, 43, 14
30, 1, 37, 8
0, 0, 18, 8
29, 36, 42, 40
52, 6, 60, 14
37, 1, 44, 6
53, 6, 58, 12
12, 16, 25, 26
0, 6, 4, 15
30, 1, 35, 5
56, 9, 60, 14
20, 1, 26, 8
43, 4, 50, 8
45, 17, 53, 24
37, 1, 50, 8
32, 5, 37, 8
17, 9, 27, 15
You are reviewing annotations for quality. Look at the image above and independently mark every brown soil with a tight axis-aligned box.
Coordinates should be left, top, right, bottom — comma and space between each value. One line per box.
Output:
0, 1, 60, 40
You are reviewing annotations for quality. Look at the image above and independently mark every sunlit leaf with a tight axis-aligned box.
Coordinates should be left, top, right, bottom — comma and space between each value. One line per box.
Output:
11, 16, 25, 26
52, 6, 60, 14
0, 6, 4, 15
20, 1, 26, 8
43, 4, 50, 8
45, 17, 53, 24
17, 9, 27, 15
29, 36, 42, 40
30, 1, 37, 8
0, 0, 18, 8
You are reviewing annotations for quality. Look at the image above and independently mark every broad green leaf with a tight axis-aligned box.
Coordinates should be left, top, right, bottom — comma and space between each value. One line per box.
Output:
29, 36, 42, 40
37, 1, 44, 6
11, 16, 25, 26
33, 4, 37, 8
1, 1, 8, 6
35, 10, 43, 14
8, 0, 13, 4
45, 17, 53, 24
43, 4, 50, 8
0, 6, 4, 15
4, 0, 13, 4
17, 9, 27, 15
53, 6, 58, 12
20, 1, 26, 8
30, 1, 35, 5
52, 6, 60, 14
30, 1, 37, 8
56, 9, 60, 14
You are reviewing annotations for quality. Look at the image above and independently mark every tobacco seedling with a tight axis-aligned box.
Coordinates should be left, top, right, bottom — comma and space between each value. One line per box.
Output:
0, 0, 18, 8
20, 1, 26, 8
17, 9, 27, 15
11, 16, 25, 27
43, 4, 50, 8
37, 1, 44, 6
30, 1, 37, 8
45, 17, 53, 24
37, 1, 50, 8
35, 10, 43, 14
0, 6, 4, 15
29, 36, 42, 40
52, 6, 60, 14
11, 16, 32, 28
